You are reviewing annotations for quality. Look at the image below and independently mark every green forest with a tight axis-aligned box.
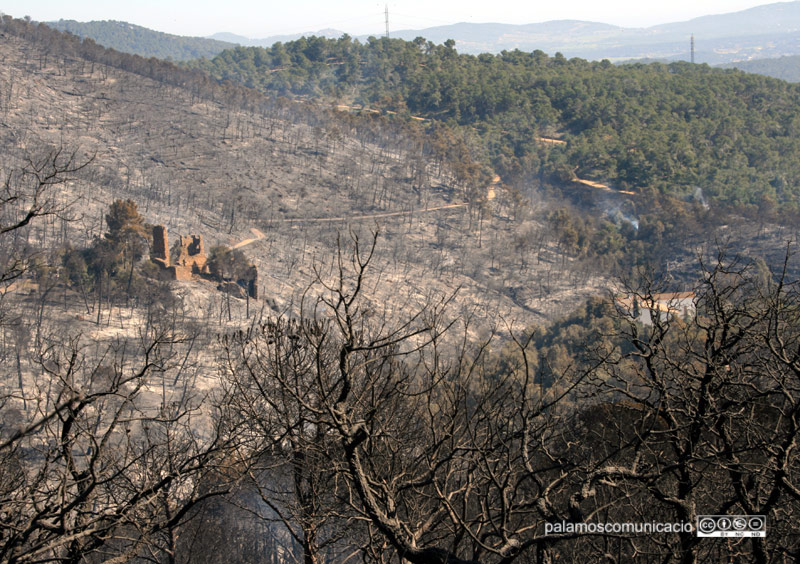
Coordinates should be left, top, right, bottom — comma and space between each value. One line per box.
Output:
189, 36, 800, 211
48, 19, 235, 61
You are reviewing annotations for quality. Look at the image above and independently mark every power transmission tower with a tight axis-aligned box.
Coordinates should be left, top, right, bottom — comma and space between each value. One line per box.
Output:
385, 4, 390, 38
691, 34, 695, 63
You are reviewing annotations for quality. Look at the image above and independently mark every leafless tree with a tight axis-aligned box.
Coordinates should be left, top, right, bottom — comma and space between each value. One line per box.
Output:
217, 231, 617, 564
0, 323, 238, 564
220, 317, 353, 564
0, 152, 241, 564
0, 148, 90, 286
217, 235, 800, 564
564, 248, 800, 564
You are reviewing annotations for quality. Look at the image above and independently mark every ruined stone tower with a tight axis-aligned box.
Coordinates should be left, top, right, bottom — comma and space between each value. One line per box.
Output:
150, 225, 257, 299
152, 225, 169, 268
151, 225, 209, 281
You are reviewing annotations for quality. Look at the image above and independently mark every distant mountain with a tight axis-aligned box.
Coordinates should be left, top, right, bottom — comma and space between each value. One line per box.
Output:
381, 20, 624, 56
208, 32, 253, 45
47, 20, 236, 60
602, 31, 800, 65
719, 54, 800, 81
43, 1, 800, 63
209, 29, 346, 48
198, 1, 800, 63
377, 1, 800, 61
646, 1, 800, 40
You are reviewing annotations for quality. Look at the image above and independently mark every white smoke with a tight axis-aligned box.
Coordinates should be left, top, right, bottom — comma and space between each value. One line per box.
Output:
602, 199, 639, 231
692, 187, 709, 210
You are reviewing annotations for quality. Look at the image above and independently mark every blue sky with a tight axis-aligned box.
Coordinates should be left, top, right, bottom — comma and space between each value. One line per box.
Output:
0, 0, 782, 38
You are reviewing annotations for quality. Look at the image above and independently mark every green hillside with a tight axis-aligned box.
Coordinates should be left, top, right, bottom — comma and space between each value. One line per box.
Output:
189, 36, 800, 211
719, 55, 800, 82
47, 19, 235, 60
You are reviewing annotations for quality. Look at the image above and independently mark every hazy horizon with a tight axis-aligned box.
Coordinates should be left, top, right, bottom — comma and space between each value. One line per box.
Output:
0, 0, 788, 39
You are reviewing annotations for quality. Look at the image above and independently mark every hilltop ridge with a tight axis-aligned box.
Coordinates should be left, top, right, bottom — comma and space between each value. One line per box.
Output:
33, 2, 800, 63
47, 19, 237, 60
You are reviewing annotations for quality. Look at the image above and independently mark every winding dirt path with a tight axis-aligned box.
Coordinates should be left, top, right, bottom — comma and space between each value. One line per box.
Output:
231, 180, 502, 249
230, 202, 470, 248
268, 202, 468, 225
232, 227, 266, 249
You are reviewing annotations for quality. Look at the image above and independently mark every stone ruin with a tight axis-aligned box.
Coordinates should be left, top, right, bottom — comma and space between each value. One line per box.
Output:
151, 225, 169, 269
151, 225, 209, 281
173, 234, 208, 281
151, 225, 258, 299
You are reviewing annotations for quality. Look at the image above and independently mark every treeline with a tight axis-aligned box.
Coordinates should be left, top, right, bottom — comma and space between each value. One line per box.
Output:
189, 35, 800, 210
0, 16, 488, 199
47, 19, 236, 61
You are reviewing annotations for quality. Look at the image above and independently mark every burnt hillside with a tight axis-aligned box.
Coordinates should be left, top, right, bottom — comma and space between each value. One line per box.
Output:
0, 18, 617, 336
